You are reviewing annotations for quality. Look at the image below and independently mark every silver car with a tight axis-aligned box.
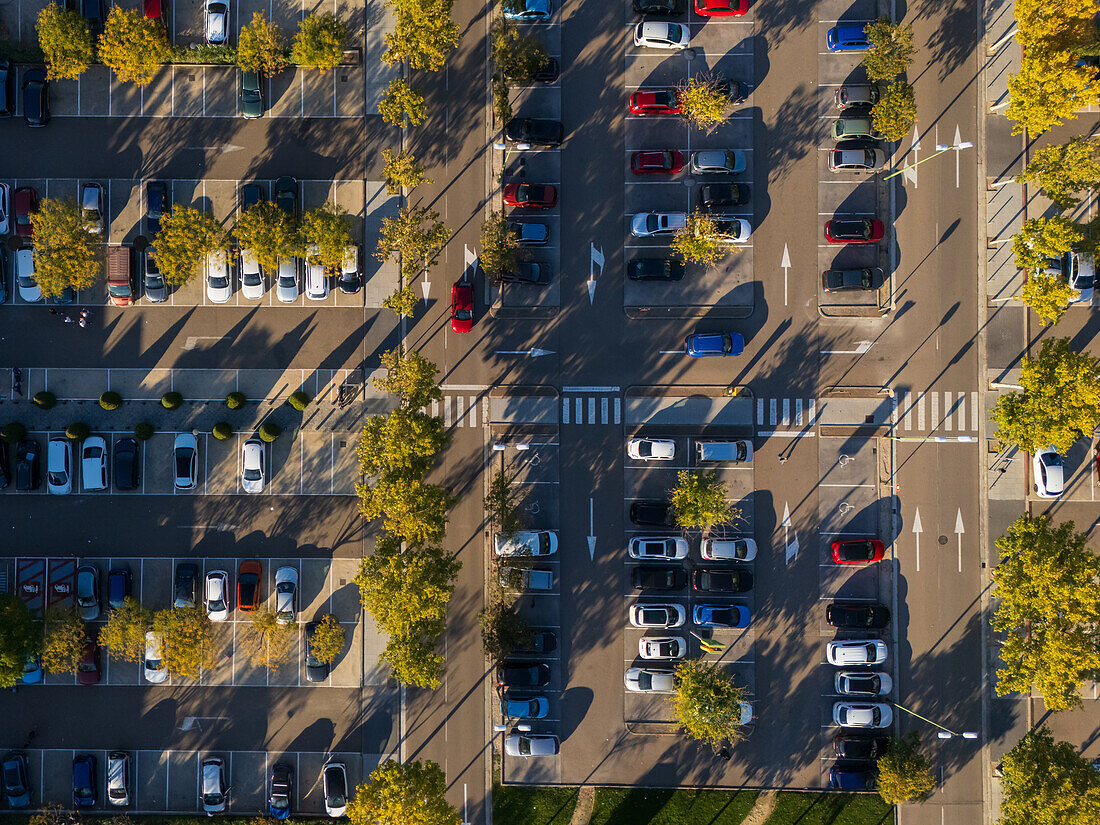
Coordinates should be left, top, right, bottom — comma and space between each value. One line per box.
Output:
689, 150, 747, 175
276, 258, 299, 303
80, 183, 104, 233
200, 757, 227, 814
504, 734, 560, 757
76, 565, 100, 621
275, 566, 298, 624
241, 438, 265, 493
173, 433, 198, 490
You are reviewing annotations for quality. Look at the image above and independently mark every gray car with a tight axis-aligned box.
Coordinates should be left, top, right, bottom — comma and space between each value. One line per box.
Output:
822, 267, 885, 292
143, 251, 168, 302
834, 85, 879, 109
240, 70, 263, 119
76, 565, 100, 621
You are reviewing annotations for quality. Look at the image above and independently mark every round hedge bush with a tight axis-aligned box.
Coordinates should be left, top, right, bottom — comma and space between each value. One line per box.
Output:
225, 391, 247, 410
1, 422, 27, 443
258, 422, 282, 442
212, 422, 233, 440
99, 391, 123, 411
161, 391, 183, 410
134, 422, 155, 441
66, 422, 90, 441
33, 391, 57, 410
288, 391, 311, 411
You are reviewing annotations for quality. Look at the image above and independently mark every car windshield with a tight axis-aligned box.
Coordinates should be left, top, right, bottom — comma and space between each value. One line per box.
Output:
1042, 453, 1063, 467
209, 275, 229, 289
518, 739, 532, 756
175, 449, 193, 476
455, 307, 472, 320
245, 467, 262, 481
48, 470, 67, 486
666, 23, 682, 39
17, 275, 35, 288
3, 765, 19, 786
239, 575, 258, 599
108, 283, 131, 297
146, 655, 162, 669
78, 660, 95, 672
278, 274, 296, 286
243, 271, 262, 286
325, 771, 345, 805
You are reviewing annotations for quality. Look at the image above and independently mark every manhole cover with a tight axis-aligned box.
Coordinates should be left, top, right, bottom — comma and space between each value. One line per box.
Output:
938, 535, 949, 545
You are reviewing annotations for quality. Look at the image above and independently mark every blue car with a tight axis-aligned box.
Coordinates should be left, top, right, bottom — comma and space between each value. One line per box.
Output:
693, 604, 750, 628
828, 765, 875, 790
20, 656, 41, 685
827, 23, 870, 51
2, 753, 30, 808
268, 763, 293, 820
72, 754, 96, 808
685, 332, 744, 357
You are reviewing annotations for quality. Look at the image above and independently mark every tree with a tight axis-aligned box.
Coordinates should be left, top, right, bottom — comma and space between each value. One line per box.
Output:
357, 408, 449, 479
478, 595, 531, 661
41, 606, 85, 675
381, 632, 446, 689
998, 726, 1100, 825
310, 614, 346, 664
233, 201, 300, 276
862, 18, 915, 81
0, 595, 40, 688
98, 7, 170, 85
1013, 216, 1083, 272
29, 198, 101, 298
673, 659, 747, 748
355, 536, 460, 639
383, 0, 459, 71
1015, 0, 1098, 49
677, 74, 731, 130
291, 12, 347, 71
479, 211, 524, 279
991, 337, 1100, 454
492, 77, 512, 124
492, 21, 549, 84
670, 470, 739, 532
876, 733, 935, 804
379, 78, 427, 127
101, 597, 152, 663
1021, 271, 1079, 325
237, 12, 289, 77
357, 474, 456, 544
671, 212, 728, 267
376, 206, 449, 279
382, 149, 431, 195
1017, 136, 1100, 209
373, 346, 443, 409
302, 203, 352, 274
246, 609, 299, 671
992, 514, 1100, 711
36, 3, 96, 81
485, 468, 524, 537
871, 81, 917, 142
153, 206, 231, 287
382, 286, 420, 318
347, 759, 459, 825
154, 607, 216, 679
1007, 46, 1099, 136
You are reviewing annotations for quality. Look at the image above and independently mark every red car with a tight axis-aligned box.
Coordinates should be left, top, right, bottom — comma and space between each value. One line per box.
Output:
631, 150, 685, 175
77, 641, 101, 686
451, 281, 473, 333
237, 560, 262, 611
503, 183, 557, 209
695, 0, 748, 14
14, 186, 37, 238
824, 218, 885, 244
831, 539, 885, 564
629, 89, 681, 116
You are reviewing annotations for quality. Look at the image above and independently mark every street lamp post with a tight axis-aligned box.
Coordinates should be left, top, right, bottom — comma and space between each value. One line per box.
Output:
893, 702, 979, 739
885, 139, 974, 181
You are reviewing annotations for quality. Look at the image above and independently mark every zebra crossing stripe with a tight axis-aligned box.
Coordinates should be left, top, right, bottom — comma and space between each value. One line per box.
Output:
971, 391, 978, 431
614, 397, 621, 425
769, 398, 777, 426
576, 398, 582, 423
601, 397, 608, 424
781, 398, 790, 426
562, 398, 570, 424
468, 396, 477, 428
757, 398, 764, 425
795, 399, 803, 426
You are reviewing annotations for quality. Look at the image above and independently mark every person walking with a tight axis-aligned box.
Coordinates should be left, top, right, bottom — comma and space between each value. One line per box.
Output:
79, 308, 90, 320
78, 317, 87, 328
62, 315, 74, 324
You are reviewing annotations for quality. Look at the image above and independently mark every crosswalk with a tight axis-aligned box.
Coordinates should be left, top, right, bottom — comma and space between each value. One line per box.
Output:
896, 390, 979, 434
562, 393, 622, 425
432, 394, 490, 428
757, 398, 817, 428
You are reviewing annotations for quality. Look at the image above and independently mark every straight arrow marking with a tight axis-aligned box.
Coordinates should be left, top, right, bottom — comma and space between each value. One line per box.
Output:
955, 508, 964, 573
912, 506, 923, 572
782, 502, 798, 565
587, 244, 604, 305
587, 498, 596, 560
780, 244, 791, 306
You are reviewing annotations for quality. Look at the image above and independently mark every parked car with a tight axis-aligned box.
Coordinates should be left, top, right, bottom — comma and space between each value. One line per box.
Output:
504, 117, 563, 146
145, 181, 168, 235
241, 438, 265, 493
829, 146, 886, 172
700, 538, 756, 562
638, 637, 686, 659
628, 257, 684, 281
512, 631, 557, 655
237, 560, 262, 611
627, 438, 675, 461
322, 763, 347, 818
834, 85, 879, 108
699, 183, 750, 210
451, 281, 474, 333
532, 58, 559, 83
824, 218, 884, 243
692, 568, 753, 593
633, 0, 682, 13
827, 640, 888, 666
1, 753, 30, 808
628, 89, 681, 115
496, 662, 551, 688
76, 564, 100, 620
834, 733, 888, 760
77, 641, 101, 685
200, 757, 228, 814
81, 435, 108, 491
275, 176, 297, 217
504, 734, 559, 757
239, 182, 264, 211
497, 262, 548, 284
80, 183, 104, 233
832, 116, 880, 141
174, 563, 198, 609
337, 245, 361, 294
631, 566, 686, 590
1033, 446, 1064, 498
827, 23, 871, 51
275, 566, 298, 624
628, 537, 688, 561
633, 21, 690, 48
205, 570, 230, 622
21, 657, 41, 685
0, 441, 7, 489
206, 250, 232, 303
508, 220, 548, 246
826, 601, 890, 629
685, 331, 744, 356
693, 604, 750, 628
276, 258, 300, 303
267, 763, 293, 820
240, 69, 264, 118
631, 212, 686, 236
831, 538, 885, 563
107, 567, 132, 609
144, 251, 168, 302
13, 187, 37, 238
828, 766, 875, 790
81, 0, 106, 35
144, 631, 167, 683
502, 183, 557, 208
499, 566, 553, 591
835, 670, 893, 696
15, 439, 39, 491
630, 500, 675, 527
503, 0, 550, 20
173, 433, 198, 489
833, 702, 893, 729
494, 531, 558, 557
239, 250, 264, 299
631, 150, 685, 175
822, 267, 885, 292
305, 248, 329, 300
72, 755, 97, 808
1062, 250, 1095, 303
502, 695, 550, 719
304, 621, 330, 683
694, 0, 747, 15
106, 751, 130, 807
113, 437, 139, 491
629, 603, 686, 628
204, 0, 229, 44
21, 70, 49, 127
47, 437, 72, 495
0, 64, 12, 119
624, 667, 676, 693
690, 150, 747, 175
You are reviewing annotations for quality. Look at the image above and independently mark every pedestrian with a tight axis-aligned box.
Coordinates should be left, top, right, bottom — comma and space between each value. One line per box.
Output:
79, 308, 90, 320
47, 307, 59, 316
78, 317, 87, 328
62, 315, 74, 324
779, 455, 787, 465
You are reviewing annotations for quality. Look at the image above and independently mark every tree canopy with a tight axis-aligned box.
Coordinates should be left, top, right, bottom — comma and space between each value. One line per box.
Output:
1017, 137, 1100, 209
237, 12, 289, 77
41, 606, 85, 675
485, 467, 524, 538
492, 21, 550, 84
677, 74, 731, 130
862, 19, 915, 81
478, 211, 524, 280
382, 149, 431, 195
290, 12, 347, 71
871, 81, 917, 142
233, 200, 300, 276
377, 206, 450, 279
876, 733, 936, 804
478, 594, 531, 661
302, 204, 353, 274
356, 535, 459, 638
1012, 216, 1083, 272
36, 4, 95, 81
673, 659, 747, 748
998, 725, 1100, 825
672, 212, 728, 266
670, 470, 739, 532
310, 614, 346, 665
347, 760, 459, 825
153, 205, 231, 286
379, 78, 427, 127
99, 7, 171, 85
0, 595, 40, 688
357, 473, 456, 545
29, 198, 102, 298
1021, 271, 1079, 325
374, 346, 444, 409
383, 0, 459, 72
357, 408, 449, 480
154, 606, 216, 679
246, 608, 299, 671
101, 597, 152, 663
382, 286, 421, 319
1007, 46, 1099, 136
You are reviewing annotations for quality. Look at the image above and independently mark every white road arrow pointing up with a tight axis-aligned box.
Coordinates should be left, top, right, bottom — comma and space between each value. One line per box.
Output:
782, 502, 798, 565
911, 124, 922, 153
587, 498, 596, 560
912, 507, 923, 572
781, 244, 791, 306
954, 508, 965, 573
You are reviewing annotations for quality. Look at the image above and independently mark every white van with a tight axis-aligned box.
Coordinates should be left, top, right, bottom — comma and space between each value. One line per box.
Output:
107, 752, 130, 807
305, 245, 329, 300
499, 567, 553, 591
695, 440, 753, 463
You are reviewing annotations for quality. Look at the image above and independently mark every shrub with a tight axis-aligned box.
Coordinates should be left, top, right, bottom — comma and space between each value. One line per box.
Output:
1, 422, 27, 443
161, 391, 183, 410
65, 423, 90, 441
288, 391, 311, 411
225, 391, 247, 410
259, 422, 282, 442
33, 391, 57, 410
133, 422, 155, 441
99, 391, 123, 411
211, 422, 233, 440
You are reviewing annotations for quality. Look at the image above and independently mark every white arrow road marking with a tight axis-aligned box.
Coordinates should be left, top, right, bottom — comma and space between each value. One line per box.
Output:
464, 244, 477, 269
820, 341, 872, 355
587, 498, 596, 560
783, 502, 798, 565
912, 506, 923, 572
955, 507, 965, 572
420, 279, 430, 302
954, 125, 963, 189
588, 244, 604, 304
905, 124, 921, 187
781, 244, 791, 306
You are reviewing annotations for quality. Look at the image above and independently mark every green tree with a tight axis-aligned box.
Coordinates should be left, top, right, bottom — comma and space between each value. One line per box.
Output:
101, 597, 152, 663
153, 205, 231, 287
98, 7, 170, 85
382, 149, 431, 195
310, 614, 346, 664
998, 726, 1100, 825
1021, 271, 1079, 325
247, 608, 299, 671
478, 594, 531, 661
154, 606, 216, 679
479, 211, 524, 279
382, 286, 420, 318
381, 632, 445, 689
1012, 216, 1083, 272
355, 535, 460, 637
991, 337, 1100, 454
237, 12, 289, 77
373, 346, 443, 409
673, 659, 747, 748
871, 81, 917, 142
492, 77, 512, 123
379, 78, 427, 127
233, 201, 300, 276
992, 514, 1100, 711
1017, 136, 1100, 209
0, 595, 40, 688
290, 12, 347, 71
357, 474, 456, 545
492, 21, 550, 84
302, 203, 352, 274
1015, 0, 1098, 49
383, 0, 459, 72
29, 198, 101, 298
671, 212, 728, 267
41, 606, 85, 675
1007, 46, 1099, 136
376, 206, 449, 278
357, 408, 449, 479
670, 469, 739, 532
677, 74, 731, 130
485, 467, 523, 537
36, 3, 96, 81
347, 759, 459, 825
876, 733, 936, 804
862, 18, 915, 81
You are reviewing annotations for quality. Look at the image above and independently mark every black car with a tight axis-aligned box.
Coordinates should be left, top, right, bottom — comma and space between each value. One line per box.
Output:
275, 176, 298, 218
0, 59, 14, 118
504, 117, 564, 147
513, 630, 556, 655
72, 754, 96, 808
826, 601, 890, 629
15, 439, 38, 491
833, 734, 888, 760
0, 441, 8, 489
81, 0, 106, 37
107, 567, 132, 609
240, 182, 264, 212
241, 70, 264, 119
699, 183, 750, 210
145, 182, 168, 236
532, 57, 560, 84
21, 69, 49, 127
692, 568, 753, 593
173, 563, 198, 608
114, 437, 139, 491
628, 257, 684, 281
497, 262, 547, 285
304, 621, 330, 683
822, 267, 885, 292
497, 662, 551, 688
632, 0, 683, 13
630, 500, 675, 527
631, 566, 686, 591
267, 763, 293, 819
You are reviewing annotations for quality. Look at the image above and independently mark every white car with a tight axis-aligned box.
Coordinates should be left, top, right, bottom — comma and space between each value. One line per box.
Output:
46, 436, 72, 495
690, 150, 747, 175
204, 570, 230, 622
15, 249, 40, 303
624, 667, 676, 693
830, 146, 886, 172
0, 182, 10, 234
200, 757, 228, 813
832, 702, 893, 729
628, 537, 689, 561
627, 438, 675, 461
1033, 446, 1064, 498
80, 436, 108, 491
638, 636, 686, 660
205, 251, 232, 303
239, 250, 265, 299
81, 183, 104, 233
1064, 251, 1095, 304
322, 762, 348, 818
633, 21, 689, 49
276, 258, 299, 303
504, 734, 559, 757
494, 531, 558, 556
241, 437, 265, 493
173, 433, 198, 490
338, 244, 361, 294
835, 670, 893, 696
711, 217, 752, 243
631, 212, 687, 237
826, 639, 888, 667
144, 630, 167, 683
204, 0, 229, 44
629, 603, 686, 628
700, 538, 757, 562
275, 566, 298, 624
305, 245, 329, 300
503, 0, 551, 20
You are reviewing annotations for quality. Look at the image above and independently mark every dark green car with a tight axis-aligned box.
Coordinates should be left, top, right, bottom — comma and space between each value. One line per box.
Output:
240, 70, 263, 119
